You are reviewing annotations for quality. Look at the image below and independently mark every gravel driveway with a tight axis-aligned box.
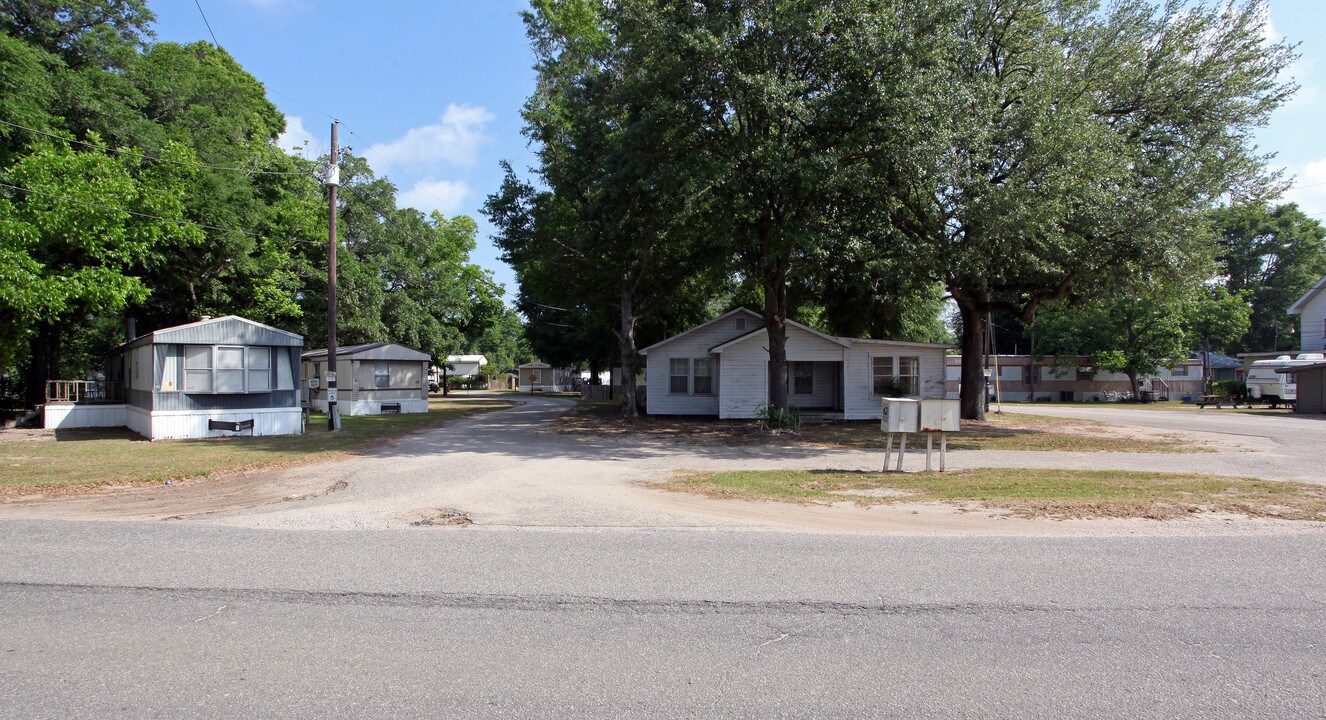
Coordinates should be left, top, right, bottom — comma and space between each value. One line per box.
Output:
151, 394, 1317, 534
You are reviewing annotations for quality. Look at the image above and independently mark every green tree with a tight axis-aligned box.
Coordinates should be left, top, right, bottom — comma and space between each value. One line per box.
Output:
913, 0, 1295, 419
0, 140, 203, 403
1211, 202, 1326, 352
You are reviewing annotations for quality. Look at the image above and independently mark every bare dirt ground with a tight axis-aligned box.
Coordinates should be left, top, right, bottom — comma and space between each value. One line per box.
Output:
2, 395, 1321, 535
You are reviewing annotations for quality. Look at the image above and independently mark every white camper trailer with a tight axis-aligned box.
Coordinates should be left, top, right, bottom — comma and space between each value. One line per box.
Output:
1246, 353, 1326, 407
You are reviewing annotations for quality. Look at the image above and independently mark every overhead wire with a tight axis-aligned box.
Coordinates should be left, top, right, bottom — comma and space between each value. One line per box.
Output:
192, 0, 221, 47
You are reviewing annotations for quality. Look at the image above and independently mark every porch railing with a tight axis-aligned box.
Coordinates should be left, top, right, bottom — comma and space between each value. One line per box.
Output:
45, 380, 124, 404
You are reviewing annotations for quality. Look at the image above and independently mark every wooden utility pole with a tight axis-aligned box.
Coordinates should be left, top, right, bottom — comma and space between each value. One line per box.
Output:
326, 120, 341, 431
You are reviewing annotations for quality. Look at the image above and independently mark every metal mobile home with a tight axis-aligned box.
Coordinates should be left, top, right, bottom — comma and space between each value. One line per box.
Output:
44, 315, 304, 440
302, 342, 430, 415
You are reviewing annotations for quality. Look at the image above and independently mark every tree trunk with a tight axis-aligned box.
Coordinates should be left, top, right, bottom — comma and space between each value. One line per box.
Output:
762, 252, 790, 412
25, 321, 62, 409
617, 280, 640, 418
1127, 371, 1139, 399
958, 301, 987, 421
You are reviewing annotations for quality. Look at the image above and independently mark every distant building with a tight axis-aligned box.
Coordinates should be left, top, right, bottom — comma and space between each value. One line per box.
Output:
302, 342, 430, 416
944, 355, 1207, 402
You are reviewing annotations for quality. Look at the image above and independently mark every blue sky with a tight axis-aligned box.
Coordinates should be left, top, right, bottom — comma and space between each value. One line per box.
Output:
151, 1, 1326, 302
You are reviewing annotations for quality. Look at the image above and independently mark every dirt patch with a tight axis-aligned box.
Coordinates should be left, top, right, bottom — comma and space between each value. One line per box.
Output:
396, 507, 473, 526
557, 401, 1209, 453
0, 462, 349, 522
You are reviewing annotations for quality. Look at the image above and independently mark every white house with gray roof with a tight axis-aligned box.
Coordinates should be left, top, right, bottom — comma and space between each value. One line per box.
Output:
639, 308, 950, 420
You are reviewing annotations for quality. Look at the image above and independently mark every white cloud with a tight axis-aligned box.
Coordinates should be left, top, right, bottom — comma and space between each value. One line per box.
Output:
397, 179, 471, 217
1263, 8, 1320, 109
366, 104, 494, 177
277, 114, 319, 158
1282, 157, 1326, 215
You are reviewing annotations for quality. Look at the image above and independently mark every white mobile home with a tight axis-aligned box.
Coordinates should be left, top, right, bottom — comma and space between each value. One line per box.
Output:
302, 342, 430, 415
46, 315, 304, 440
640, 309, 949, 420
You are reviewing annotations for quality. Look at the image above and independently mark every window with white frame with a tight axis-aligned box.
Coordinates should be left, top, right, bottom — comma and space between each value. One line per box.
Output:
873, 356, 919, 396
792, 361, 813, 394
247, 347, 271, 392
692, 358, 713, 395
1172, 365, 1188, 377
898, 356, 919, 395
669, 358, 690, 394
374, 361, 390, 388
182, 345, 274, 394
184, 345, 213, 392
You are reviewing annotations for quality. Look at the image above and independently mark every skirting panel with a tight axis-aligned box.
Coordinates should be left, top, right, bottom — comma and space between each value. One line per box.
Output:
138, 407, 303, 440
44, 404, 128, 430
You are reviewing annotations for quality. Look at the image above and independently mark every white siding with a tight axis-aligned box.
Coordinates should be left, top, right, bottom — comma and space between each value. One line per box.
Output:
1301, 293, 1326, 352
138, 407, 303, 440
646, 315, 758, 415
44, 404, 128, 429
843, 344, 947, 420
717, 340, 769, 419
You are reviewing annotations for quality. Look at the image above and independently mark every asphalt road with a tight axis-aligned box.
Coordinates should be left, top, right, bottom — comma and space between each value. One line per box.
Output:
2, 520, 1324, 719
3, 397, 1325, 717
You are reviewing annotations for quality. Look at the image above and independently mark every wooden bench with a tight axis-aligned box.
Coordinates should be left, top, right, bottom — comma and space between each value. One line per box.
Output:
1196, 395, 1238, 409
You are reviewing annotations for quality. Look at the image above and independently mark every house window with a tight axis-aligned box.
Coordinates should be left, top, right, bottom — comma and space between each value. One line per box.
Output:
693, 358, 713, 395
1077, 367, 1093, 381
1024, 366, 1039, 385
898, 357, 919, 395
1172, 365, 1188, 377
184, 345, 213, 393
873, 357, 920, 396
793, 362, 813, 394
247, 347, 272, 392
735, 318, 747, 331
669, 358, 690, 394
182, 345, 274, 394
872, 357, 892, 395
374, 361, 390, 388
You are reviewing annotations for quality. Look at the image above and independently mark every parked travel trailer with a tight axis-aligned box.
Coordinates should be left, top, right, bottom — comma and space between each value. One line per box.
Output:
1246, 353, 1326, 407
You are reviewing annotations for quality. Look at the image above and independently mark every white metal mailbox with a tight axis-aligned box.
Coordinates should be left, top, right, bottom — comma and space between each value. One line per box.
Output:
919, 398, 960, 432
881, 398, 920, 433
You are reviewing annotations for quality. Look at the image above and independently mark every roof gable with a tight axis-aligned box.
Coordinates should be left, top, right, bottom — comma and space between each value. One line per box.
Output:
639, 308, 764, 355
303, 342, 430, 362
711, 319, 852, 353
129, 315, 303, 349
1288, 274, 1326, 315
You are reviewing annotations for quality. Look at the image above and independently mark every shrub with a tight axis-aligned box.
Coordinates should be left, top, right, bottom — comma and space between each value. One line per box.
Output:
756, 403, 801, 431
1210, 379, 1247, 399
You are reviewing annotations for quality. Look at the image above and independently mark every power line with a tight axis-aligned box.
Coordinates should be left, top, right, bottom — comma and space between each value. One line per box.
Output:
0, 181, 324, 244
0, 119, 305, 176
193, 0, 220, 47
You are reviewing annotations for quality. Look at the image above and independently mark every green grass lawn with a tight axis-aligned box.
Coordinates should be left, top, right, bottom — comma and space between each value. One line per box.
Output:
0, 397, 513, 493
665, 468, 1326, 521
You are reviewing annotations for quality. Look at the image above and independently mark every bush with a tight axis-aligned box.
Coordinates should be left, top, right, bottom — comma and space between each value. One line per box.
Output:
756, 403, 801, 431
1210, 379, 1247, 399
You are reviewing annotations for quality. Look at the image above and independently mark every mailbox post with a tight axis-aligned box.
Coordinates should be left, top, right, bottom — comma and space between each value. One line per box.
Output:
919, 398, 961, 471
881, 398, 920, 471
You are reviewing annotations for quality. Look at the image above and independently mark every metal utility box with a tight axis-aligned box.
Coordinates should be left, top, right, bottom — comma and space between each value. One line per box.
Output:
919, 398, 960, 432
881, 398, 920, 433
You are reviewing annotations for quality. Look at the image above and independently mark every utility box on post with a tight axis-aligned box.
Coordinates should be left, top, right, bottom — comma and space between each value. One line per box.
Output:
881, 398, 920, 433
919, 399, 960, 432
